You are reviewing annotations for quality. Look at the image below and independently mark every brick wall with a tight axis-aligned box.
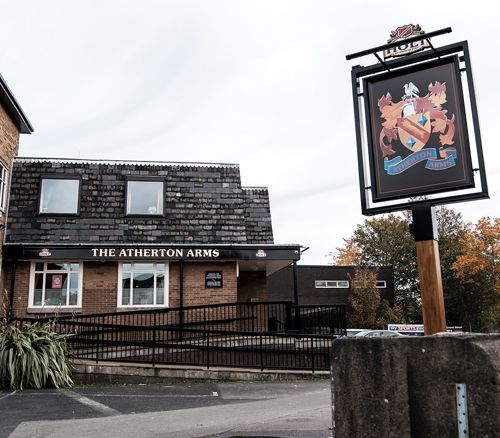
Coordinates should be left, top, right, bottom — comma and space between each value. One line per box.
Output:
0, 105, 20, 165
237, 271, 267, 302
267, 265, 395, 308
0, 105, 21, 308
82, 262, 119, 314
6, 260, 247, 318
3, 261, 31, 319
179, 262, 238, 307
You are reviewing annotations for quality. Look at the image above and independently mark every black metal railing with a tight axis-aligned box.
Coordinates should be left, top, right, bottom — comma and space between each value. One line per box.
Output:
14, 301, 346, 372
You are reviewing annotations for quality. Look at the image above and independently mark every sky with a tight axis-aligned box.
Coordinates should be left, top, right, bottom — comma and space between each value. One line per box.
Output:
1, 0, 498, 265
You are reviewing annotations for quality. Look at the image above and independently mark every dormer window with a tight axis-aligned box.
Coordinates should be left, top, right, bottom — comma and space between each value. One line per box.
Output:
39, 176, 80, 215
126, 178, 164, 216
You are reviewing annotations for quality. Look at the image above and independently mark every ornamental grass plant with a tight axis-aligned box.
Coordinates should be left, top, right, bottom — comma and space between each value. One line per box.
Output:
0, 322, 74, 390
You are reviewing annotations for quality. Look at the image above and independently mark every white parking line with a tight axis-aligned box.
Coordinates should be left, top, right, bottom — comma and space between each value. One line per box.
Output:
0, 391, 16, 400
87, 394, 219, 398
58, 389, 122, 417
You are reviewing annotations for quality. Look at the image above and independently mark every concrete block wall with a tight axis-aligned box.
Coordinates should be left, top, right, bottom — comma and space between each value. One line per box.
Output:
331, 334, 500, 438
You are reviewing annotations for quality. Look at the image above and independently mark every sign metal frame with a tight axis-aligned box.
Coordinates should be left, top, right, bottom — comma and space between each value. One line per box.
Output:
350, 40, 488, 216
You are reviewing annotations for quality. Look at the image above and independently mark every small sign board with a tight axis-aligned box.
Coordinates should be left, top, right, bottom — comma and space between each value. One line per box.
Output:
52, 274, 63, 288
205, 271, 223, 288
388, 324, 463, 336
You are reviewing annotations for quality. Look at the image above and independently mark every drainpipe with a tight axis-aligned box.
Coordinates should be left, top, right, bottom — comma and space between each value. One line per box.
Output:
179, 261, 184, 308
8, 261, 16, 323
293, 261, 299, 305
179, 261, 184, 330
292, 261, 300, 332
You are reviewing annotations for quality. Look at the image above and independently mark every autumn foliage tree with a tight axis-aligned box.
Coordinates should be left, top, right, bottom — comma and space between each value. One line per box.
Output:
451, 217, 500, 331
347, 268, 381, 329
329, 214, 419, 321
330, 205, 471, 325
347, 267, 404, 329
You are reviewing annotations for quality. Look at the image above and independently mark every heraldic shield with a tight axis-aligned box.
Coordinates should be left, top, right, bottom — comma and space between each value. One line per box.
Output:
397, 110, 431, 152
376, 78, 457, 174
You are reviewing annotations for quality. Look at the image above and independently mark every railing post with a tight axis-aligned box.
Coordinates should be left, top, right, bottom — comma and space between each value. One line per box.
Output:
96, 317, 101, 364
206, 330, 210, 370
310, 336, 315, 374
252, 304, 255, 332
152, 312, 156, 367
260, 334, 264, 372
203, 307, 206, 340
294, 306, 302, 333
285, 302, 292, 331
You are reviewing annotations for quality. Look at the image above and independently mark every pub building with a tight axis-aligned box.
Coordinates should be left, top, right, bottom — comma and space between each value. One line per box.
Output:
3, 157, 301, 318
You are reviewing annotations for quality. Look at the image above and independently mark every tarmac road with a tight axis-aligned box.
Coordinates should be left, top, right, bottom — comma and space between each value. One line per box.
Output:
0, 379, 333, 438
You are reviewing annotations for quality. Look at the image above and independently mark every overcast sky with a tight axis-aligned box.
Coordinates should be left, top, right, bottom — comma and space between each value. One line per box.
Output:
1, 1, 498, 265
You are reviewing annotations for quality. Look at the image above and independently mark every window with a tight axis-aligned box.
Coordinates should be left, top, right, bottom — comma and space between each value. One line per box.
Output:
0, 162, 8, 212
353, 280, 387, 288
39, 177, 80, 214
126, 179, 164, 215
315, 280, 349, 288
29, 262, 82, 309
118, 262, 168, 307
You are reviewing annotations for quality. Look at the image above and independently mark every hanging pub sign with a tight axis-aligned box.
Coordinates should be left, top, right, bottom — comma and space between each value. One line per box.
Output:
347, 28, 488, 215
364, 56, 474, 202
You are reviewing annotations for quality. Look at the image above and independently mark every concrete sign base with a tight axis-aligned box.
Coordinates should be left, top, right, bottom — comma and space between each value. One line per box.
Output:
331, 334, 500, 438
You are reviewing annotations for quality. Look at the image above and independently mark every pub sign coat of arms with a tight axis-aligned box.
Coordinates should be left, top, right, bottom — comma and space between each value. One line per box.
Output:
364, 56, 475, 201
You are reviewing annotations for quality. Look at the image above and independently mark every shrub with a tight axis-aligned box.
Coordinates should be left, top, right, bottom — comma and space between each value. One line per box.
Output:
0, 322, 73, 390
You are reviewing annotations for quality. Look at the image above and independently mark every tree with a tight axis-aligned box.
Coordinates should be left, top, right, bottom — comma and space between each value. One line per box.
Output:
328, 236, 361, 266
347, 267, 381, 329
347, 267, 405, 329
451, 217, 500, 331
330, 205, 470, 324
329, 213, 420, 321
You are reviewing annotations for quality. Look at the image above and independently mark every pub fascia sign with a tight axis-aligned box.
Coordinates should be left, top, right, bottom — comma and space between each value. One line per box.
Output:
36, 247, 271, 260
89, 247, 221, 258
40, 247, 222, 259
384, 24, 430, 59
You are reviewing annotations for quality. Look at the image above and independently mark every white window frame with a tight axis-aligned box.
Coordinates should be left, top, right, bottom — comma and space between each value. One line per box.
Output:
376, 281, 387, 288
125, 179, 165, 216
0, 162, 8, 213
315, 280, 349, 288
28, 261, 83, 311
117, 262, 169, 308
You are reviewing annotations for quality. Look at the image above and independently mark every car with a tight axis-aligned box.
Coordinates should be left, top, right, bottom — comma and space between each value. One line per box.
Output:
354, 330, 405, 337
346, 329, 370, 336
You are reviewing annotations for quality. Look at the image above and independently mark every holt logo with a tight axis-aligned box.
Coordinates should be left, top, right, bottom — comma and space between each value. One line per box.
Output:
384, 24, 430, 59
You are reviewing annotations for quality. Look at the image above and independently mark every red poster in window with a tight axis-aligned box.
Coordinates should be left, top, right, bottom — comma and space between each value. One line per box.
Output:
52, 275, 63, 288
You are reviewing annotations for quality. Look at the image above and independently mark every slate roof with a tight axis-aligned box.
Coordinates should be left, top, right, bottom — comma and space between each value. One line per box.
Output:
5, 158, 274, 245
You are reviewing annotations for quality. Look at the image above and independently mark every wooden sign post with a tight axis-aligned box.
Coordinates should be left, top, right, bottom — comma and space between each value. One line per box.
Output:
411, 203, 446, 335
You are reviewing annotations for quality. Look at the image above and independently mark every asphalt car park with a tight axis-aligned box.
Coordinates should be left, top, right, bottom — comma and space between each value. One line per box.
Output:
1, 379, 333, 438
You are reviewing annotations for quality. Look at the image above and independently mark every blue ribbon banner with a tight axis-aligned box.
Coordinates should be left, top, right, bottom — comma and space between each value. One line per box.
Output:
384, 148, 457, 175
